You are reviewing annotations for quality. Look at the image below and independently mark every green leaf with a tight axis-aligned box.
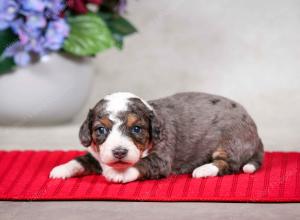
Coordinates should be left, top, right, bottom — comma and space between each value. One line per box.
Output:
108, 16, 137, 36
0, 29, 18, 74
0, 57, 15, 75
63, 13, 115, 56
0, 29, 18, 54
97, 12, 112, 21
98, 13, 136, 50
112, 33, 123, 49
99, 12, 137, 37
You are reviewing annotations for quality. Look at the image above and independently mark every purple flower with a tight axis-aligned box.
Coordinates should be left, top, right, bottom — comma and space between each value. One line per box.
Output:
11, 18, 41, 44
14, 51, 31, 66
2, 41, 31, 66
45, 0, 66, 18
44, 19, 70, 50
18, 0, 46, 12
118, 0, 127, 14
0, 0, 19, 30
25, 36, 46, 55
1, 0, 70, 67
26, 13, 47, 30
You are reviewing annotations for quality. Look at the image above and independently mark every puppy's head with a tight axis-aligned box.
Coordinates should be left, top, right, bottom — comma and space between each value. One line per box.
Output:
79, 92, 161, 170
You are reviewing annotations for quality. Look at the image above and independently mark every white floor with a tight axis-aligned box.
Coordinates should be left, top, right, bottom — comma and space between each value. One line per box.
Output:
1, 202, 299, 220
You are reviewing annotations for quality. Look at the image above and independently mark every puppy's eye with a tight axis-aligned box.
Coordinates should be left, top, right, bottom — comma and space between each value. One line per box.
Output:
97, 126, 108, 135
131, 126, 142, 134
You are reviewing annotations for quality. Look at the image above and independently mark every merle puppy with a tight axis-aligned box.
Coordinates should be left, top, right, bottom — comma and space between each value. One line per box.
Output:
50, 92, 264, 183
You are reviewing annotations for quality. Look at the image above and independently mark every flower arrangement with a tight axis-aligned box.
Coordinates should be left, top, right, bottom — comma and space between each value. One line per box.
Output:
0, 0, 136, 74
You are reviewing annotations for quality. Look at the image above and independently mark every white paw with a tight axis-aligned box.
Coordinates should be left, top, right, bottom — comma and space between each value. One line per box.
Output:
49, 160, 84, 179
192, 163, 219, 178
102, 166, 140, 183
243, 163, 256, 174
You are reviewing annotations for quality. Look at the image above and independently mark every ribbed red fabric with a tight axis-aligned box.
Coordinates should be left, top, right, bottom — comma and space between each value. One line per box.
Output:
0, 151, 299, 202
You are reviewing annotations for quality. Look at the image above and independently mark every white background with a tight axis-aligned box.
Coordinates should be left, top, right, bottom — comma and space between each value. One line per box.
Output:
1, 0, 300, 151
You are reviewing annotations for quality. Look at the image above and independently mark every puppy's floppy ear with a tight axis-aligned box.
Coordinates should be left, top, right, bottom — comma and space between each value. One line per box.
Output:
149, 111, 163, 144
79, 109, 94, 147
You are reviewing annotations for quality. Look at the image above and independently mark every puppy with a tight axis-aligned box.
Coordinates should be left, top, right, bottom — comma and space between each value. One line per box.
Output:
50, 92, 264, 183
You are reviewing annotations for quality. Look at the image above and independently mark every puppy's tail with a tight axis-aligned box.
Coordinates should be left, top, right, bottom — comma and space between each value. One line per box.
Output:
242, 138, 264, 174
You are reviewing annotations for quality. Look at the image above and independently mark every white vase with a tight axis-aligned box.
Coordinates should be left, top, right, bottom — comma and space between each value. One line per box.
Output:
0, 53, 94, 126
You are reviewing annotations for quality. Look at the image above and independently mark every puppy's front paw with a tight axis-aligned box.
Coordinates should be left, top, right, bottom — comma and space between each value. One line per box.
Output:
192, 163, 219, 178
49, 160, 84, 179
103, 167, 140, 183
50, 165, 72, 179
122, 167, 140, 183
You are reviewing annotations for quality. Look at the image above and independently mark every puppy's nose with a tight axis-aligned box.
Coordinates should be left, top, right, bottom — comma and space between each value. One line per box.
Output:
112, 147, 128, 159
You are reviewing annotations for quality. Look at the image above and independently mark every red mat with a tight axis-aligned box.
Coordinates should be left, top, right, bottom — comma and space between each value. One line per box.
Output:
0, 150, 299, 202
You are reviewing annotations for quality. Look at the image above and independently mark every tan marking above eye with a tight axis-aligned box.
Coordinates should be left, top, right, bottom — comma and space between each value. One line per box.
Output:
98, 117, 113, 129
127, 113, 139, 127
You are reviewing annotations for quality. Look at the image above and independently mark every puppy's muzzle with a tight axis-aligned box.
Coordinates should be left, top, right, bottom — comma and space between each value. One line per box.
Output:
112, 147, 128, 159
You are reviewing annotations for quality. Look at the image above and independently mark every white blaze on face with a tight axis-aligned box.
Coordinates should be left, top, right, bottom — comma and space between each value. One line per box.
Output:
104, 92, 153, 115
93, 92, 152, 167
99, 123, 140, 165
